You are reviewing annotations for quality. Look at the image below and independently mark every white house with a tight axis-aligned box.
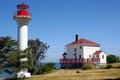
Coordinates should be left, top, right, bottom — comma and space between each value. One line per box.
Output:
60, 34, 106, 68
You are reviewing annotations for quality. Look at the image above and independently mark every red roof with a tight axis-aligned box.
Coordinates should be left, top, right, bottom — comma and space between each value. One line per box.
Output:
93, 50, 102, 55
66, 38, 100, 47
17, 2, 29, 8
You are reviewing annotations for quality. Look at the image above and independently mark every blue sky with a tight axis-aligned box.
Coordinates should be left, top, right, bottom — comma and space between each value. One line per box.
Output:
0, 0, 120, 62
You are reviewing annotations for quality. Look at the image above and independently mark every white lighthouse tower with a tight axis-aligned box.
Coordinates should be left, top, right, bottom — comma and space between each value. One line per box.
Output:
13, 2, 32, 77
13, 2, 32, 50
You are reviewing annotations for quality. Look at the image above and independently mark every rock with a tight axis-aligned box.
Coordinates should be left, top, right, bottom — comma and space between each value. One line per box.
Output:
76, 70, 80, 73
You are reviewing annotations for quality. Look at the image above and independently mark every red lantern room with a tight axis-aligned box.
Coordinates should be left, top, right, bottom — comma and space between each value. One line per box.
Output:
17, 2, 31, 16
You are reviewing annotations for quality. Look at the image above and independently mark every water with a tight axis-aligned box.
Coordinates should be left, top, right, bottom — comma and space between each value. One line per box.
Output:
55, 62, 61, 69
0, 72, 10, 78
41, 62, 61, 69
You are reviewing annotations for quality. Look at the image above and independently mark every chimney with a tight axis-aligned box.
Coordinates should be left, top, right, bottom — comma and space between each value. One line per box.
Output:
75, 34, 78, 42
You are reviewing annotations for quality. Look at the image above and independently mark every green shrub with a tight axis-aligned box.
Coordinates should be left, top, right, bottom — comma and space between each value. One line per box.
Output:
46, 62, 55, 69
34, 62, 55, 75
107, 55, 118, 63
106, 64, 112, 69
100, 65, 107, 69
83, 62, 95, 70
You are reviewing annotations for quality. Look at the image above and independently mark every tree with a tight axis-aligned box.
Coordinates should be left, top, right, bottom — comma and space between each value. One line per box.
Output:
116, 56, 120, 62
28, 39, 49, 69
0, 36, 49, 75
5, 49, 34, 74
107, 54, 118, 63
0, 36, 18, 73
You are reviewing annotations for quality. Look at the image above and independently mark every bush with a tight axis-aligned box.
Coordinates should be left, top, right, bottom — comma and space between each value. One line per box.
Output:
34, 62, 55, 75
106, 64, 112, 69
46, 62, 55, 69
100, 65, 107, 69
83, 62, 95, 70
107, 55, 117, 63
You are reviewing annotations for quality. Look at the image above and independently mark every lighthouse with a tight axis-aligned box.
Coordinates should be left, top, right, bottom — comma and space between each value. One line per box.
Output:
13, 2, 32, 50
13, 2, 32, 77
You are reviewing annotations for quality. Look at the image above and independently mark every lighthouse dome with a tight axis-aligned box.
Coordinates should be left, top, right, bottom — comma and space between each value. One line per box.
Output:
16, 2, 31, 16
17, 2, 29, 9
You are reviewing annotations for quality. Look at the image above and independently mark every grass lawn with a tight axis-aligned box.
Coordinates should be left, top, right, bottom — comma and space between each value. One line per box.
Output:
27, 68, 120, 80
0, 63, 120, 80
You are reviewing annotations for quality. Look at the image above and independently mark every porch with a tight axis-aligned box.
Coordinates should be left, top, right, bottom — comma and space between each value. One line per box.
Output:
60, 58, 100, 63
60, 58, 100, 68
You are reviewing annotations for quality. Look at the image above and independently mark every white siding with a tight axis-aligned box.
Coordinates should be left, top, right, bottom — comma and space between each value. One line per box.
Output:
66, 44, 83, 59
66, 46, 74, 59
66, 45, 101, 59
77, 45, 83, 59
99, 52, 106, 65
83, 46, 100, 59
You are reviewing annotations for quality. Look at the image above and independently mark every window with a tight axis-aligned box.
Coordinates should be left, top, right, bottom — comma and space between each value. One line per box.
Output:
79, 55, 81, 59
74, 53, 77, 59
89, 55, 91, 58
74, 48, 77, 52
80, 46, 82, 49
97, 55, 99, 58
102, 55, 104, 59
